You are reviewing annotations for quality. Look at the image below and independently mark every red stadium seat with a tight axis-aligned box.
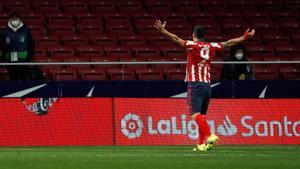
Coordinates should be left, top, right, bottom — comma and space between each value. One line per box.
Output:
107, 22, 133, 35
61, 35, 89, 46
105, 46, 131, 57
162, 46, 186, 58
75, 13, 102, 26
118, 1, 144, 12
222, 21, 248, 36
228, 0, 257, 11
91, 57, 120, 68
105, 13, 130, 25
78, 24, 103, 35
89, 35, 118, 46
276, 46, 300, 58
62, 57, 91, 69
216, 12, 243, 23
119, 57, 149, 69
291, 34, 300, 45
272, 11, 299, 23
147, 35, 174, 46
252, 22, 280, 34
134, 46, 160, 57
77, 46, 104, 57
62, 1, 89, 13
201, 0, 228, 11
136, 68, 164, 80
51, 69, 79, 81
254, 67, 279, 80
146, 0, 172, 13
118, 35, 147, 46
286, 0, 300, 11
136, 23, 160, 35
173, 0, 200, 12
48, 25, 75, 36
281, 67, 300, 80
281, 22, 300, 34
262, 34, 290, 46
36, 35, 61, 46
48, 46, 75, 57
89, 1, 116, 13
148, 56, 177, 68
35, 46, 48, 57
0, 68, 9, 81
22, 12, 45, 26
245, 12, 272, 23
79, 68, 107, 80
256, 0, 283, 11
132, 11, 158, 25
188, 12, 215, 24
248, 46, 275, 57
48, 13, 74, 25
34, 1, 61, 13
164, 68, 186, 80
6, 2, 32, 13
107, 68, 136, 80
27, 25, 44, 36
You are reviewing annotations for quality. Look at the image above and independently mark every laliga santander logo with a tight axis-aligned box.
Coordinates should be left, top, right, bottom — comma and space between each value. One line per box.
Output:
121, 113, 143, 139
217, 115, 238, 136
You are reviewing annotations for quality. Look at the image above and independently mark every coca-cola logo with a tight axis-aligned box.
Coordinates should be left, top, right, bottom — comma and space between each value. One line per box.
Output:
22, 98, 58, 115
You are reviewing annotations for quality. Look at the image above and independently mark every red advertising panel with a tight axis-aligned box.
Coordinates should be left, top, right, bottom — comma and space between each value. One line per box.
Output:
0, 98, 113, 146
115, 98, 300, 145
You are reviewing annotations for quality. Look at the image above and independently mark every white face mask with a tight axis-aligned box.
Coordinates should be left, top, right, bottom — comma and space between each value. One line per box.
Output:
10, 19, 21, 28
235, 53, 244, 60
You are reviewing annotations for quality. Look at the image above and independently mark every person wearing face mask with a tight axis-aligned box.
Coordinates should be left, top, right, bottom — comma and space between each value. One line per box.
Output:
0, 11, 35, 81
221, 44, 253, 80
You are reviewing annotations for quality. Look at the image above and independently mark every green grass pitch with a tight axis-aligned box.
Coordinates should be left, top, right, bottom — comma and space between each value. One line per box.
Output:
0, 146, 299, 169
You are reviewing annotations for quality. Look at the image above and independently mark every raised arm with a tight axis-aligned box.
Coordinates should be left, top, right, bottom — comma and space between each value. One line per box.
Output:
153, 20, 185, 47
221, 29, 255, 48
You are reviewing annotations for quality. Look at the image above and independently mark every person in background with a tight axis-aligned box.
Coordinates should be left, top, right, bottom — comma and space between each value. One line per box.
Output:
1, 11, 35, 81
221, 44, 253, 80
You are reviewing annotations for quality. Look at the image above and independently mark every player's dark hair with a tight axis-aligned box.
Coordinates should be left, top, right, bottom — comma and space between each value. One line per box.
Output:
9, 11, 21, 19
193, 25, 205, 40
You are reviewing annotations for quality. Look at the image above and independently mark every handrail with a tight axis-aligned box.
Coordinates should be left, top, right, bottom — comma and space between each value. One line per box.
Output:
0, 60, 299, 66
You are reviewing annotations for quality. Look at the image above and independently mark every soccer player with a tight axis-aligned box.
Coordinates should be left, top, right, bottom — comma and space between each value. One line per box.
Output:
153, 20, 255, 151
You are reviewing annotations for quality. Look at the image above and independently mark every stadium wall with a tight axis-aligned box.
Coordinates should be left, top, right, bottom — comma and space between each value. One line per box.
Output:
0, 98, 299, 146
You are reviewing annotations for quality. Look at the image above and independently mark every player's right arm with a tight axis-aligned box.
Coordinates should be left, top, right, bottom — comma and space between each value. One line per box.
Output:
153, 20, 185, 47
221, 29, 255, 48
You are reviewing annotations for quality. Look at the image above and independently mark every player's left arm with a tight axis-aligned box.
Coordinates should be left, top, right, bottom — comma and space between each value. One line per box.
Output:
221, 29, 255, 48
153, 20, 185, 47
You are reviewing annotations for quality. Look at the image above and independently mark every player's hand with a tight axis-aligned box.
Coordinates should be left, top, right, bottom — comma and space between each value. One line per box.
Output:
153, 20, 167, 32
244, 28, 255, 39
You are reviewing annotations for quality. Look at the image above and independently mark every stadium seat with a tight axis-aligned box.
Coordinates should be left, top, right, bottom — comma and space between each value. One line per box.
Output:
245, 12, 272, 23
188, 12, 215, 24
89, 35, 118, 46
118, 1, 144, 12
107, 22, 133, 35
173, 0, 200, 12
119, 57, 149, 69
91, 57, 120, 68
148, 56, 177, 68
107, 68, 136, 80
256, 0, 283, 11
222, 21, 249, 36
146, 0, 172, 13
276, 46, 300, 58
272, 11, 299, 23
134, 46, 160, 57
147, 35, 174, 46
228, 0, 257, 11
201, 0, 228, 11
105, 46, 131, 57
285, 0, 300, 11
51, 69, 79, 81
281, 22, 300, 34
78, 68, 107, 80
291, 34, 300, 45
22, 12, 45, 26
78, 25, 103, 35
136, 68, 164, 80
0, 68, 9, 81
34, 1, 61, 13
26, 25, 44, 36
77, 46, 104, 58
6, 1, 32, 13
252, 22, 280, 34
89, 0, 116, 13
118, 35, 147, 46
281, 67, 300, 80
62, 57, 91, 69
35, 35, 61, 46
48, 46, 75, 57
35, 46, 48, 57
48, 25, 75, 36
164, 68, 186, 80
262, 34, 290, 46
162, 46, 186, 58
254, 67, 280, 80
216, 12, 244, 23
248, 46, 275, 57
62, 1, 89, 13
61, 35, 89, 46
75, 13, 102, 26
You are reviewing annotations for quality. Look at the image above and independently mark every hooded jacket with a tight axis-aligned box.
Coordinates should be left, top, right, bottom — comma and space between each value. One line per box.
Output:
1, 21, 35, 62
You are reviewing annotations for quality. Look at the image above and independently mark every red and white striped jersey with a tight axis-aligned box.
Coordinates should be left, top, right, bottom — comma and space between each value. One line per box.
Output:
184, 40, 222, 83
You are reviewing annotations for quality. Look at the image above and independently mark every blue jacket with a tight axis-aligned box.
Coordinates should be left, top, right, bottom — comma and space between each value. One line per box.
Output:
1, 24, 35, 62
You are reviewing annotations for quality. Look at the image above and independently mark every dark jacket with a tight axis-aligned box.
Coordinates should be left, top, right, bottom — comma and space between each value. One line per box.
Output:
221, 44, 253, 80
1, 23, 35, 62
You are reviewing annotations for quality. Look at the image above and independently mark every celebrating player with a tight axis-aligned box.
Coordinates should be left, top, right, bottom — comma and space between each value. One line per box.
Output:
153, 20, 255, 151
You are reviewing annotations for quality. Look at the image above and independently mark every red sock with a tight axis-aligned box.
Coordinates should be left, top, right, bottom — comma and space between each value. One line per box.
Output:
195, 114, 211, 138
198, 128, 205, 144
